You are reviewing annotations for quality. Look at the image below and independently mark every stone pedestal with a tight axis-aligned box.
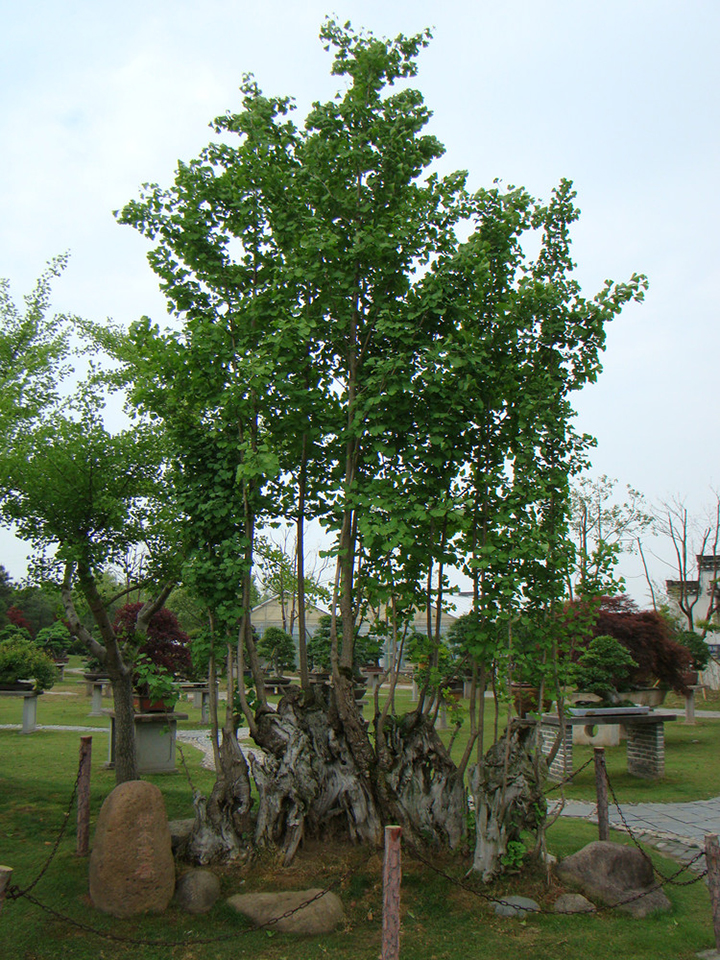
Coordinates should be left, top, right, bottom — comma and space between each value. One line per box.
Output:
0, 689, 41, 733
107, 712, 188, 774
89, 681, 112, 716
626, 721, 665, 779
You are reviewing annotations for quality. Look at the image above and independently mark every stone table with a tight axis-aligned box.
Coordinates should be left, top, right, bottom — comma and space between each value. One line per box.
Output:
539, 709, 677, 781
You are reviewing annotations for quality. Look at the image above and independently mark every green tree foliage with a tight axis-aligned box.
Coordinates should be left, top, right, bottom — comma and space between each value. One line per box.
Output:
257, 626, 295, 675
572, 634, 638, 702
0, 256, 72, 445
35, 620, 72, 656
0, 265, 178, 783
0, 635, 57, 691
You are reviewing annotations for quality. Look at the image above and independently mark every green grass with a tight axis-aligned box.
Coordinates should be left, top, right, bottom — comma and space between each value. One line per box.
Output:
5, 667, 720, 805
1, 669, 718, 959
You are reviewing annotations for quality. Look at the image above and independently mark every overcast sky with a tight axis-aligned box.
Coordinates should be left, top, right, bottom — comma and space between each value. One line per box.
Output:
1, 0, 718, 603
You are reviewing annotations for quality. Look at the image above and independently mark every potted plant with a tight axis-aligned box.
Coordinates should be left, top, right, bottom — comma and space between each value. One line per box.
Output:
0, 636, 57, 692
132, 654, 179, 713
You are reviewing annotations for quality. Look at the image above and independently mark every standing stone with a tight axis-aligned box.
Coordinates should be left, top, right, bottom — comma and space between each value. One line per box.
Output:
89, 780, 175, 918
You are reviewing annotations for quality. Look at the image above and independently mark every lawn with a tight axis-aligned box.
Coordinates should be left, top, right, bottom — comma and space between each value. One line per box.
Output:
1, 665, 718, 959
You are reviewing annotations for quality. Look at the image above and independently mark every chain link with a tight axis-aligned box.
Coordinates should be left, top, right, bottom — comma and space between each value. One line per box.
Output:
9, 840, 364, 947
7, 763, 82, 902
543, 754, 595, 794
604, 768, 709, 887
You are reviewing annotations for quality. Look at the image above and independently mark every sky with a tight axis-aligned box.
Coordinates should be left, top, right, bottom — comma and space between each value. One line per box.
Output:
1, 0, 718, 604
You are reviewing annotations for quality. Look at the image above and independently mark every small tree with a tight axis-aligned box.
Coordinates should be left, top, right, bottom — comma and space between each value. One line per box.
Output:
0, 385, 175, 783
569, 595, 693, 694
257, 626, 295, 676
573, 635, 638, 703
0, 636, 57, 691
35, 621, 72, 657
113, 602, 192, 679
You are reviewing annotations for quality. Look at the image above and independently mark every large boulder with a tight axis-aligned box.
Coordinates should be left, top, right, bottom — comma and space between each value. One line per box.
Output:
227, 888, 345, 934
89, 780, 175, 918
554, 841, 671, 918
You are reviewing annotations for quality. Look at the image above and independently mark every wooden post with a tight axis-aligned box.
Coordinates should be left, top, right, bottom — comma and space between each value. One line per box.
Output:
382, 825, 402, 960
594, 747, 609, 842
76, 736, 92, 857
0, 866, 12, 917
706, 834, 720, 951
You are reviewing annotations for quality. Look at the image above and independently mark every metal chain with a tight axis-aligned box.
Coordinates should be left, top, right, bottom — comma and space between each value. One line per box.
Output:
543, 755, 595, 794
8, 846, 364, 947
404, 832, 708, 916
7, 763, 82, 902
604, 768, 709, 886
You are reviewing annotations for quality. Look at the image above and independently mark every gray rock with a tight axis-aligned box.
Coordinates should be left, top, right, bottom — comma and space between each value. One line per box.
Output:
174, 869, 221, 914
553, 893, 596, 914
89, 780, 175, 918
168, 818, 194, 854
555, 841, 671, 918
227, 888, 344, 934
493, 894, 540, 918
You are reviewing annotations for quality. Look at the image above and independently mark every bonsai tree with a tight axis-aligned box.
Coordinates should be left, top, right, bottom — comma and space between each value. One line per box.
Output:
0, 623, 32, 644
568, 595, 693, 695
0, 636, 57, 691
307, 615, 382, 675
257, 626, 295, 676
132, 652, 180, 709
36, 621, 72, 658
572, 634, 639, 705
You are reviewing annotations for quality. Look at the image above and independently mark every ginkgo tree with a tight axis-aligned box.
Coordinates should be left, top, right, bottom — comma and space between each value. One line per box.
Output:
114, 20, 646, 870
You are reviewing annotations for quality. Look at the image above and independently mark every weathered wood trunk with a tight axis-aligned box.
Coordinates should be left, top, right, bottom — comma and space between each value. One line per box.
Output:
251, 685, 382, 864
379, 712, 466, 849
249, 686, 466, 862
182, 729, 254, 864
470, 719, 547, 881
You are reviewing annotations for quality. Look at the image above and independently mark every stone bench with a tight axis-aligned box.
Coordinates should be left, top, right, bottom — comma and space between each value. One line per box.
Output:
539, 710, 677, 781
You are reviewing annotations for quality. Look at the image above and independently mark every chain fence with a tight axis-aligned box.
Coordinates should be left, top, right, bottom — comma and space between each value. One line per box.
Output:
12, 871, 351, 947
1, 736, 714, 944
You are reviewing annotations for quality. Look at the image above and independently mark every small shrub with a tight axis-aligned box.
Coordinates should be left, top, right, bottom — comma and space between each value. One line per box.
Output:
0, 636, 57, 691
